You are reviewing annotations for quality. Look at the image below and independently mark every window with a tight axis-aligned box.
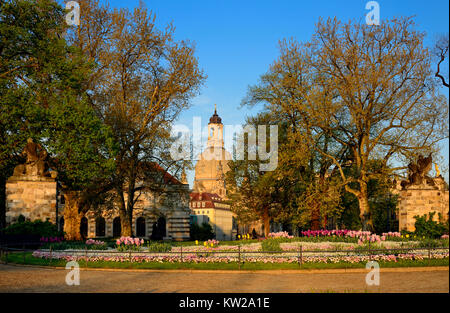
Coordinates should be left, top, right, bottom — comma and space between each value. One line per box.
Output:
202, 202, 205, 208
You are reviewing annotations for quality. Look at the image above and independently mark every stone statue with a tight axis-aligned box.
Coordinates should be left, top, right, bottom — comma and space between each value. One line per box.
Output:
435, 163, 441, 177
12, 138, 53, 178
181, 169, 187, 184
401, 153, 434, 188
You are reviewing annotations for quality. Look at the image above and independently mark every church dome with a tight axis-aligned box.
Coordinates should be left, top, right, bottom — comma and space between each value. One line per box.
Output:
209, 105, 222, 124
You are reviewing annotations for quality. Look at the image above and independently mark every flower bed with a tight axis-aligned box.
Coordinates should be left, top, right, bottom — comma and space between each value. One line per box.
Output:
116, 236, 144, 252
31, 250, 449, 264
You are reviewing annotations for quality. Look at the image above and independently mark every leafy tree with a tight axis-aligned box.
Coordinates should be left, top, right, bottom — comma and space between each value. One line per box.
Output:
0, 0, 116, 239
0, 0, 71, 229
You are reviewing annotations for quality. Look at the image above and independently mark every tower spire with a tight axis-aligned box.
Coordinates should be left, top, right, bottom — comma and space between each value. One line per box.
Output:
209, 104, 222, 124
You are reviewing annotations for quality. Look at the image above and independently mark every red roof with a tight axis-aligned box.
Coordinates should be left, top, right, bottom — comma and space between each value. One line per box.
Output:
190, 192, 227, 209
147, 162, 183, 185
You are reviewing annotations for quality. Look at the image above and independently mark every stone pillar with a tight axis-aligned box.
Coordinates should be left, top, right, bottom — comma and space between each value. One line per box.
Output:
6, 175, 57, 225
398, 177, 449, 232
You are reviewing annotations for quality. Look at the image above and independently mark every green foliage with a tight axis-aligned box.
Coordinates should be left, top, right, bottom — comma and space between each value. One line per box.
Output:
148, 242, 172, 253
4, 220, 62, 237
414, 212, 447, 238
190, 222, 215, 241
415, 238, 448, 249
41, 241, 108, 250
116, 244, 142, 252
260, 239, 282, 253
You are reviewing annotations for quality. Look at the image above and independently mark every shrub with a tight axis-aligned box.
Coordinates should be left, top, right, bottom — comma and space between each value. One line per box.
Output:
414, 212, 447, 239
190, 222, 215, 241
148, 242, 172, 253
4, 220, 62, 238
260, 239, 282, 253
415, 238, 448, 249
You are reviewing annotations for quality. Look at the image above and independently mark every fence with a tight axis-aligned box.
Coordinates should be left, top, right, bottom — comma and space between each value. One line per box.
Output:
0, 243, 448, 269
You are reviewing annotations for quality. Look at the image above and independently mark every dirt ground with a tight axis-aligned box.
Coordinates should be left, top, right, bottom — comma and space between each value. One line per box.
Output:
0, 264, 448, 293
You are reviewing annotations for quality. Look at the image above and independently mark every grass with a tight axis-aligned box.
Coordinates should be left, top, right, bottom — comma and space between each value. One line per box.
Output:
2, 252, 448, 271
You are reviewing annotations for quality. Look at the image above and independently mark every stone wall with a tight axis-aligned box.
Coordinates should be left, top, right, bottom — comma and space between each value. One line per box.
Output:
76, 183, 191, 240
5, 175, 57, 225
395, 177, 449, 232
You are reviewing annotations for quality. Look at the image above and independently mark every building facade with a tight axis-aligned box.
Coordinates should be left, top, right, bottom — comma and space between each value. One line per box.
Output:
5, 140, 191, 240
192, 105, 232, 199
190, 106, 237, 240
190, 192, 236, 240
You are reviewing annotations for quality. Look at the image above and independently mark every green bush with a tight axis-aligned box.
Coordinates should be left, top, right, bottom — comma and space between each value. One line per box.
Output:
190, 222, 215, 241
41, 241, 83, 250
87, 244, 108, 250
148, 242, 172, 253
4, 220, 62, 238
40, 241, 109, 250
260, 239, 282, 253
415, 238, 448, 249
413, 212, 447, 239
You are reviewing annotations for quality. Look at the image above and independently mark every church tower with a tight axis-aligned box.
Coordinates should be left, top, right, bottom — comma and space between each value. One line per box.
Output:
193, 105, 231, 198
207, 104, 224, 149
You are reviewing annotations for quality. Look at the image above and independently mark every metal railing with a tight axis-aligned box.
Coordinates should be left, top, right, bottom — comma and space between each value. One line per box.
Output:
0, 243, 448, 270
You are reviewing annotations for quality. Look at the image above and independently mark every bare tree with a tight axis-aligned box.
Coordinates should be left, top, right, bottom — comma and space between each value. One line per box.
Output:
433, 33, 449, 88
245, 17, 449, 231
70, 0, 205, 236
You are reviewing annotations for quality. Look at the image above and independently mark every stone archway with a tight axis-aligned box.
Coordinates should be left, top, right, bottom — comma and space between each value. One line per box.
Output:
136, 216, 146, 237
95, 217, 106, 237
150, 216, 166, 240
80, 217, 88, 239
113, 217, 121, 237
59, 217, 64, 233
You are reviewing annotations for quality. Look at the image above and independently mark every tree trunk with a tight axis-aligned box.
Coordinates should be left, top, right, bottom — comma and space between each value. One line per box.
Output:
63, 192, 82, 241
262, 206, 270, 237
358, 182, 373, 231
0, 174, 6, 230
120, 209, 132, 237
116, 187, 133, 237
322, 214, 328, 229
310, 201, 321, 230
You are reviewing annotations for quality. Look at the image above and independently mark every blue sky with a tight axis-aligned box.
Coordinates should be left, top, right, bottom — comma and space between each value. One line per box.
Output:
96, 0, 449, 186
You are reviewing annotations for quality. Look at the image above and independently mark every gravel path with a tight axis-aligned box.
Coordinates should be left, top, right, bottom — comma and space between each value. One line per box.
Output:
0, 264, 448, 293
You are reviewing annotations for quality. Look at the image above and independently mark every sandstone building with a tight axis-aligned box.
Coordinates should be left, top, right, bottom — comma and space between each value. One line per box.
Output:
190, 106, 236, 240
6, 139, 191, 240
189, 192, 236, 240
192, 105, 232, 198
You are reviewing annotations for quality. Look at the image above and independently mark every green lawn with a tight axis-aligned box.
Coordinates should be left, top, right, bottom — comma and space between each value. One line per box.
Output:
2, 252, 448, 270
